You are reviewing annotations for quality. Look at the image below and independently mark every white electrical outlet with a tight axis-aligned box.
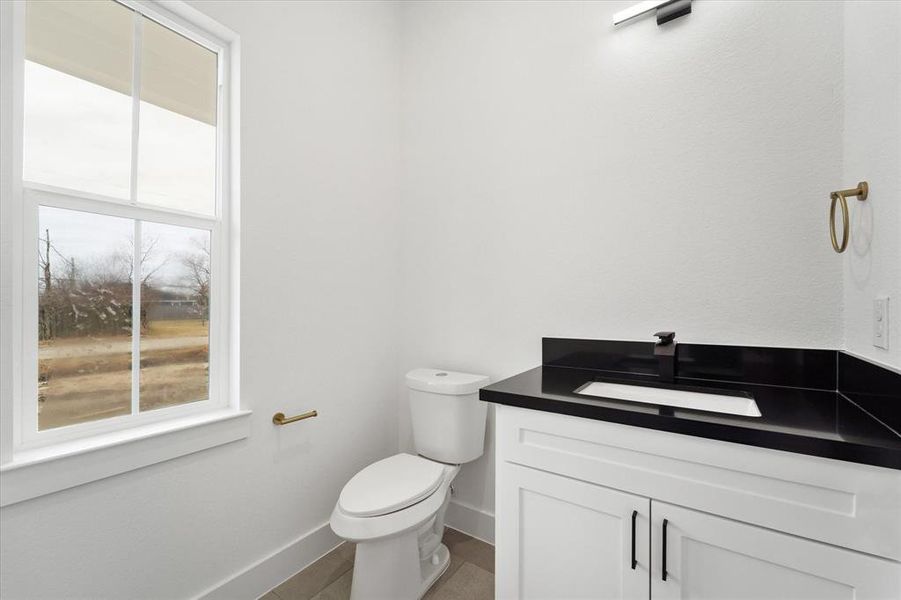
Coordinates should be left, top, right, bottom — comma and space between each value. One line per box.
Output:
873, 296, 889, 350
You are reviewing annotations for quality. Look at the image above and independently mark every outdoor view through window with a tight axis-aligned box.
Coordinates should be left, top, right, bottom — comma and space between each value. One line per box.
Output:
24, 0, 218, 431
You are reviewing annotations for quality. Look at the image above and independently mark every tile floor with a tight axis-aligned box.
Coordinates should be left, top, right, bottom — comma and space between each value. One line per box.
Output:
260, 528, 494, 600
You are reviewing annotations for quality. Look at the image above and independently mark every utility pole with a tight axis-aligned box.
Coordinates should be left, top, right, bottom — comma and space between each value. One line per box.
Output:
43, 228, 51, 292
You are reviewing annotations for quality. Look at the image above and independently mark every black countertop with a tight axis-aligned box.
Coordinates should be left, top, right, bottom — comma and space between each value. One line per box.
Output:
480, 340, 901, 470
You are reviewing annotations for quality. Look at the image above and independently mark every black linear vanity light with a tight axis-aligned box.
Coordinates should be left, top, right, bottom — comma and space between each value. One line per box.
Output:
613, 0, 692, 27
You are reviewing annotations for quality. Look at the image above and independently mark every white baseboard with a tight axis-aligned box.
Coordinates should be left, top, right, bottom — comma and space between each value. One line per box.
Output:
196, 502, 492, 600
197, 521, 341, 600
445, 499, 495, 545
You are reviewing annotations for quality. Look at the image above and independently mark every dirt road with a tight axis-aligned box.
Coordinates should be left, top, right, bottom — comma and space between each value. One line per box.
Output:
36, 319, 210, 430
39, 335, 208, 359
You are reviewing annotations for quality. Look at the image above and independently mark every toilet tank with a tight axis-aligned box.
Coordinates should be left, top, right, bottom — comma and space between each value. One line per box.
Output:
406, 369, 490, 464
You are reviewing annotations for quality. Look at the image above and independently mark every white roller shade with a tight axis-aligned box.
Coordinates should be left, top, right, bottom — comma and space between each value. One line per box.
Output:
140, 15, 217, 126
26, 0, 134, 99
26, 0, 218, 126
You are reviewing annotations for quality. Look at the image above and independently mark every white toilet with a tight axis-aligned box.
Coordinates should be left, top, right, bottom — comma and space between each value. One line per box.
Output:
330, 368, 489, 600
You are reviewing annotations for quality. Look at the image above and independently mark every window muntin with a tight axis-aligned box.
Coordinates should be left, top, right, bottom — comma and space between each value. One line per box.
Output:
20, 0, 226, 443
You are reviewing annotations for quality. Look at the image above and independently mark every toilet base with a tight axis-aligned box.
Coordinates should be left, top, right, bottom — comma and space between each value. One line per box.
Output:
419, 543, 451, 598
349, 535, 450, 600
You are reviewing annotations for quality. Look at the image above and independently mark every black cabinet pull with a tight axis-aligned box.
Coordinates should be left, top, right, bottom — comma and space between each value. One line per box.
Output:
631, 510, 638, 569
662, 518, 669, 581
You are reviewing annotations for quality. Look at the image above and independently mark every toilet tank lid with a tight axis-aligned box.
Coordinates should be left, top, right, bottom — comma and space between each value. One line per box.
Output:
406, 368, 490, 395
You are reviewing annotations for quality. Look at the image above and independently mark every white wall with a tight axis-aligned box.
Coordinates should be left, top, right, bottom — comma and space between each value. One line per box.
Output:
842, 1, 901, 368
0, 1, 402, 598
398, 0, 846, 521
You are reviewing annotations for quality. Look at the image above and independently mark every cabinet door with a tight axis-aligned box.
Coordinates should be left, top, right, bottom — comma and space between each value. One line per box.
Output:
496, 462, 650, 600
652, 501, 901, 600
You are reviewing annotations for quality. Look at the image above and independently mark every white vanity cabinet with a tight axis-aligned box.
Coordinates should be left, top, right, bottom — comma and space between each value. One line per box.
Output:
650, 502, 900, 600
494, 405, 901, 600
497, 463, 650, 599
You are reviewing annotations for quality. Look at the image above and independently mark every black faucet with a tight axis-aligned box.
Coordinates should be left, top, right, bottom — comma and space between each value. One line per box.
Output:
654, 331, 676, 383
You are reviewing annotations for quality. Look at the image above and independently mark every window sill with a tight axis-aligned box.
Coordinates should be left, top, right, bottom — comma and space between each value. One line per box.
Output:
0, 409, 251, 507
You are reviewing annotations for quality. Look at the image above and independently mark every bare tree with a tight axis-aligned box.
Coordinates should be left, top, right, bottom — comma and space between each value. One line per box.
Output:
38, 229, 81, 340
38, 229, 78, 291
181, 238, 211, 324
37, 230, 168, 340
106, 234, 167, 286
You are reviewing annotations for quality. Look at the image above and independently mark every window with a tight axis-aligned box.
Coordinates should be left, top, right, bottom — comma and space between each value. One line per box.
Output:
12, 0, 235, 449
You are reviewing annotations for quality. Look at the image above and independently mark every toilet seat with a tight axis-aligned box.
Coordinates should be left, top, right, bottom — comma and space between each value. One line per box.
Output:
338, 453, 445, 517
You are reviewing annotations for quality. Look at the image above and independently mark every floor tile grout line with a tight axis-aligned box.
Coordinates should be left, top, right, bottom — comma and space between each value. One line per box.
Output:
311, 562, 354, 600
310, 563, 354, 600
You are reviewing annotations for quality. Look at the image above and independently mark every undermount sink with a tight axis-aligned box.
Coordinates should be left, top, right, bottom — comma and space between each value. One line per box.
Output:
575, 381, 762, 418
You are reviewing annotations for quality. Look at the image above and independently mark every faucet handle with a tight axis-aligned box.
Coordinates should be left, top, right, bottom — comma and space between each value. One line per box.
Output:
654, 331, 675, 345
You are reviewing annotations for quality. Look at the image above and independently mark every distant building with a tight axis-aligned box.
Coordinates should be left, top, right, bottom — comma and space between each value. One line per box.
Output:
145, 299, 202, 321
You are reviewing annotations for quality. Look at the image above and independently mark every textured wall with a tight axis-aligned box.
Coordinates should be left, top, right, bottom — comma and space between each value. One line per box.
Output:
842, 1, 901, 369
0, 2, 402, 597
398, 0, 845, 519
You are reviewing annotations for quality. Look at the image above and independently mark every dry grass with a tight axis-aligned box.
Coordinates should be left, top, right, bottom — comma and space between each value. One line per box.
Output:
144, 319, 209, 338
38, 319, 208, 350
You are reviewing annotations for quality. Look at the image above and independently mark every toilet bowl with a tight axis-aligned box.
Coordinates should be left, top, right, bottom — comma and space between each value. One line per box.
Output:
330, 454, 460, 599
330, 369, 489, 600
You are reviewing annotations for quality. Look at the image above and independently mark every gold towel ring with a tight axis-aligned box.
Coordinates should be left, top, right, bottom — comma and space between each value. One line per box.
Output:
829, 181, 868, 254
829, 192, 850, 253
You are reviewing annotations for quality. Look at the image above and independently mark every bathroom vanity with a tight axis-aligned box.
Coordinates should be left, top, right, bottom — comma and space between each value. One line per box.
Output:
482, 338, 901, 600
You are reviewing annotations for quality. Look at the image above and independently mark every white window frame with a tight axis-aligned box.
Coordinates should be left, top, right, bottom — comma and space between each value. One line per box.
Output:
0, 0, 246, 506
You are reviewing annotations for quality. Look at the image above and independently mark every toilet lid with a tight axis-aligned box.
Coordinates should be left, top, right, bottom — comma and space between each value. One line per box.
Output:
338, 453, 446, 517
